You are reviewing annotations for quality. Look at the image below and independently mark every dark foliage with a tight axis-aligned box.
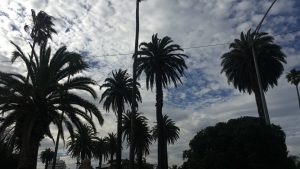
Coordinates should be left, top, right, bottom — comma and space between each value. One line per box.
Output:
182, 117, 296, 169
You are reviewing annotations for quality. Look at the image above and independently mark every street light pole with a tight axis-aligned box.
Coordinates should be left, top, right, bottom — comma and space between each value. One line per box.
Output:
251, 0, 277, 125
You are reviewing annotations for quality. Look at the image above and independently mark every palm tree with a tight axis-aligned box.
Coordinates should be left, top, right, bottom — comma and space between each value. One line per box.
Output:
93, 138, 109, 169
104, 133, 117, 165
100, 69, 141, 169
286, 69, 300, 109
67, 124, 99, 161
136, 34, 188, 169
131, 1, 144, 168
40, 148, 54, 169
0, 42, 103, 169
24, 9, 57, 81
123, 111, 152, 168
152, 115, 180, 168
221, 29, 286, 122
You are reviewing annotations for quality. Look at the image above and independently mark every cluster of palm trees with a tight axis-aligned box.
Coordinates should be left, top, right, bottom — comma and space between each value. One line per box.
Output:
0, 8, 187, 169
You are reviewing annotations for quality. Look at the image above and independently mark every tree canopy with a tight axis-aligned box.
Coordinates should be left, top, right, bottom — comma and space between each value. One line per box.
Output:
182, 117, 296, 169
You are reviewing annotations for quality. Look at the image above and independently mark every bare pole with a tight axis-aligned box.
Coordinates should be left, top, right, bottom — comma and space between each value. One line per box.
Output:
251, 0, 277, 125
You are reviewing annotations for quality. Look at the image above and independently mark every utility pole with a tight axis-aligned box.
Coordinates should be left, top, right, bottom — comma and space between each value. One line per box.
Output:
251, 0, 277, 125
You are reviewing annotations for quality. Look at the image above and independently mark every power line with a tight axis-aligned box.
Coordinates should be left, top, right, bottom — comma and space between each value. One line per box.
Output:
1, 29, 300, 63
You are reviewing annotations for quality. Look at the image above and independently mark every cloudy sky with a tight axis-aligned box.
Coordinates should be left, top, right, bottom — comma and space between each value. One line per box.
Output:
0, 0, 300, 168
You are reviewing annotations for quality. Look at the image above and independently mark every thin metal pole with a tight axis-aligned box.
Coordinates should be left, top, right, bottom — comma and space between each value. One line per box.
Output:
251, 0, 277, 125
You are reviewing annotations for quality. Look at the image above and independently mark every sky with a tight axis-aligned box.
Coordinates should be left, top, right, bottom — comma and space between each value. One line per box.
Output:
0, 0, 300, 168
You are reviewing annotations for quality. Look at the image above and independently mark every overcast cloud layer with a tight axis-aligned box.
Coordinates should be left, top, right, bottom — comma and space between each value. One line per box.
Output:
0, 0, 300, 168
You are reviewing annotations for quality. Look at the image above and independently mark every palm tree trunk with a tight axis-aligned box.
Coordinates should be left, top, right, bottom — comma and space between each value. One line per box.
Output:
137, 149, 142, 169
110, 152, 114, 169
116, 100, 123, 169
253, 88, 266, 124
296, 85, 300, 110
155, 72, 166, 169
99, 154, 103, 169
18, 127, 39, 169
130, 0, 140, 169
45, 161, 49, 169
164, 141, 168, 169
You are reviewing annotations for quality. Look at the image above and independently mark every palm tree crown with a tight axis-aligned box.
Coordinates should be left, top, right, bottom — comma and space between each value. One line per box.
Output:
40, 148, 54, 169
122, 111, 152, 157
25, 9, 57, 45
286, 69, 300, 86
100, 69, 141, 113
104, 133, 117, 163
221, 29, 286, 93
152, 115, 180, 144
67, 124, 98, 161
137, 34, 188, 89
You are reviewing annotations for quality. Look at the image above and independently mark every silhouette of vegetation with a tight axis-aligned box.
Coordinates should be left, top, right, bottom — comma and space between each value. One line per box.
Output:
152, 115, 180, 168
286, 69, 300, 109
123, 111, 152, 168
93, 137, 109, 169
221, 29, 286, 123
104, 133, 117, 164
181, 117, 296, 169
0, 139, 19, 169
0, 25, 102, 169
137, 34, 188, 169
67, 124, 99, 161
40, 148, 55, 169
100, 69, 141, 169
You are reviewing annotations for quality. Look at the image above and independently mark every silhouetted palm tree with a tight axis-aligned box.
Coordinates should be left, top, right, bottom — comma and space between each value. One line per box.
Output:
24, 9, 57, 81
286, 69, 300, 109
123, 111, 152, 168
0, 42, 103, 169
67, 124, 98, 161
152, 115, 180, 168
104, 133, 117, 164
40, 148, 54, 169
93, 138, 109, 169
136, 34, 188, 169
221, 29, 286, 122
100, 69, 141, 169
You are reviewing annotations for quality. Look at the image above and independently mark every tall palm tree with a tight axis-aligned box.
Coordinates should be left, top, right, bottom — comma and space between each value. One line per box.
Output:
40, 148, 55, 169
286, 69, 300, 109
93, 138, 109, 169
123, 111, 152, 169
131, 1, 144, 168
100, 69, 141, 169
221, 29, 286, 123
67, 124, 98, 161
0, 42, 103, 169
136, 34, 188, 169
152, 115, 180, 168
104, 133, 117, 165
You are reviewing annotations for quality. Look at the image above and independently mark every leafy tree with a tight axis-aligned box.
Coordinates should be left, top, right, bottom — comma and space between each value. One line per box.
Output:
137, 34, 188, 169
221, 29, 286, 123
286, 69, 300, 109
123, 111, 152, 168
40, 148, 54, 169
152, 115, 180, 168
100, 69, 141, 169
0, 42, 103, 169
93, 138, 109, 169
182, 117, 296, 169
104, 133, 117, 164
67, 124, 99, 161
